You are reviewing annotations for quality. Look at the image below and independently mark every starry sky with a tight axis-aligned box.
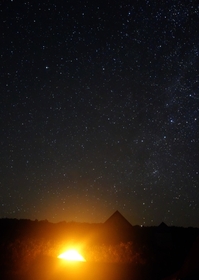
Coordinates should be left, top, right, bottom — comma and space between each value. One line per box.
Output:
1, 0, 199, 227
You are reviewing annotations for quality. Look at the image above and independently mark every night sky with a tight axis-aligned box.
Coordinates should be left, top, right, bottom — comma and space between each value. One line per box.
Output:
1, 0, 199, 227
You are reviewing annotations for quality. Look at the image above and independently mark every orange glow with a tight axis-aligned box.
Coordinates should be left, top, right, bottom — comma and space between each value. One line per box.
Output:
58, 249, 86, 262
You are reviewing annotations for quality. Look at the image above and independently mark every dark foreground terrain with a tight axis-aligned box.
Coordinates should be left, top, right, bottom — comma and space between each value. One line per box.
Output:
1, 256, 164, 280
1, 218, 199, 280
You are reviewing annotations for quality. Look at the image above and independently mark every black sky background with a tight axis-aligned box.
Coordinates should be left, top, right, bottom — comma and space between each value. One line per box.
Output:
0, 0, 199, 226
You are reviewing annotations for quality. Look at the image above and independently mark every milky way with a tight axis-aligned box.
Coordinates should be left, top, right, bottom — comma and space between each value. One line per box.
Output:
1, 0, 199, 226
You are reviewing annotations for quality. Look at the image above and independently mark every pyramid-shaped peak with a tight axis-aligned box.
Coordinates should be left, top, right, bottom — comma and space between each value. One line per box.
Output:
158, 222, 168, 229
157, 221, 170, 232
104, 210, 132, 229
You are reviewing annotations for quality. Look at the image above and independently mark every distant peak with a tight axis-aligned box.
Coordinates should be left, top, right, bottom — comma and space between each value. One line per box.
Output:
104, 210, 132, 228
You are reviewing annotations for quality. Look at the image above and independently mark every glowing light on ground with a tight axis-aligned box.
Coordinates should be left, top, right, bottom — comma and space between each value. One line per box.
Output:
58, 249, 86, 262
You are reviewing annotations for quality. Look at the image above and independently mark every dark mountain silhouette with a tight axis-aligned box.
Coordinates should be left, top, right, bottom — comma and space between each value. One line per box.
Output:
104, 210, 133, 230
101, 211, 134, 243
158, 222, 168, 230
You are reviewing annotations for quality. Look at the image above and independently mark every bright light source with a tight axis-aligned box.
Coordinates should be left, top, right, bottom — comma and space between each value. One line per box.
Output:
58, 249, 86, 262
